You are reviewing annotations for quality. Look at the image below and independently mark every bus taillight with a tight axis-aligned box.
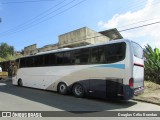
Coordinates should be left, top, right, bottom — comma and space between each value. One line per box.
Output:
129, 78, 134, 87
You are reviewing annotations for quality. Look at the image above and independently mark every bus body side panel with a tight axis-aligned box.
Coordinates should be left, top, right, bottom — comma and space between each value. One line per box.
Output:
133, 57, 144, 95
123, 41, 144, 98
13, 62, 126, 100
132, 42, 144, 95
123, 41, 134, 100
133, 57, 144, 88
46, 62, 125, 99
13, 65, 95, 89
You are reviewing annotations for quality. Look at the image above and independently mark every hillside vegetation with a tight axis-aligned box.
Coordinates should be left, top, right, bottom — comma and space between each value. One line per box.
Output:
0, 42, 22, 62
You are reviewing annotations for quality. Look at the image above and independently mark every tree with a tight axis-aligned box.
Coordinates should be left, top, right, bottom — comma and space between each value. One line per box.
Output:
0, 42, 15, 58
144, 44, 160, 84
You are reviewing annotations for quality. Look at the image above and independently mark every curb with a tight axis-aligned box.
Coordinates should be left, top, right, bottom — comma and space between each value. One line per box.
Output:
132, 98, 160, 106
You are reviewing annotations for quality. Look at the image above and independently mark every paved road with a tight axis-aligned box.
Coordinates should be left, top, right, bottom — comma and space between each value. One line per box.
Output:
0, 79, 160, 119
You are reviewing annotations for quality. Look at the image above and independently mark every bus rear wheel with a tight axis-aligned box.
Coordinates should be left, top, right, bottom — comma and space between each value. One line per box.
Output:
18, 79, 23, 86
57, 82, 68, 95
72, 84, 85, 98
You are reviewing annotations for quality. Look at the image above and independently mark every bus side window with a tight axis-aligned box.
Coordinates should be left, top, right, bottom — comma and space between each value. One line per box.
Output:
99, 46, 105, 63
105, 42, 126, 63
91, 47, 99, 63
73, 50, 81, 65
20, 58, 25, 68
63, 51, 72, 65
34, 55, 44, 67
80, 48, 90, 64
56, 53, 64, 65
91, 46, 105, 63
44, 54, 51, 66
50, 53, 56, 65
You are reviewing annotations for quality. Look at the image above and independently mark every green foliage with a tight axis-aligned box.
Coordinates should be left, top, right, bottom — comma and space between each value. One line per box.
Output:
144, 44, 160, 84
0, 42, 23, 62
0, 57, 6, 62
0, 42, 15, 59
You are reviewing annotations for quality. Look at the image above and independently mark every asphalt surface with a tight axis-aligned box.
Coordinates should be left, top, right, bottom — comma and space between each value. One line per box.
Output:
0, 79, 160, 119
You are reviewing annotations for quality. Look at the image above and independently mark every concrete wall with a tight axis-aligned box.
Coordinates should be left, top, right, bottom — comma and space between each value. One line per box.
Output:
24, 44, 58, 56
59, 27, 87, 47
24, 44, 37, 56
59, 27, 110, 48
85, 28, 110, 44
38, 44, 58, 52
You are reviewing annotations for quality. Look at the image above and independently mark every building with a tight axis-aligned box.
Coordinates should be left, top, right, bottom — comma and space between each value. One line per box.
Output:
58, 27, 110, 48
24, 44, 37, 56
24, 27, 123, 56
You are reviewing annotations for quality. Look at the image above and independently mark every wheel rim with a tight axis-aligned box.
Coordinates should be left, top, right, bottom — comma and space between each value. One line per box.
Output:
74, 85, 83, 96
59, 84, 66, 93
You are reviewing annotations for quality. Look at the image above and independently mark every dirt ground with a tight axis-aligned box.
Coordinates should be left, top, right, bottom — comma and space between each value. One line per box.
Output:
133, 81, 160, 105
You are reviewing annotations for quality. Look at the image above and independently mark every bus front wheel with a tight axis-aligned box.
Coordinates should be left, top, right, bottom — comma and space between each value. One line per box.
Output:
57, 82, 68, 95
72, 84, 85, 98
18, 79, 23, 86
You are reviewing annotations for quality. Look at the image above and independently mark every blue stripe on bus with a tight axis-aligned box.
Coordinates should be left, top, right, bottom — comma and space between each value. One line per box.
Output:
94, 64, 125, 69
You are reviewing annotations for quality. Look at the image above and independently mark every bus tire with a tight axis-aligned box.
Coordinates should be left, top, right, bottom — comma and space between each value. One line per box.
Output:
57, 82, 68, 95
18, 79, 23, 86
72, 84, 85, 98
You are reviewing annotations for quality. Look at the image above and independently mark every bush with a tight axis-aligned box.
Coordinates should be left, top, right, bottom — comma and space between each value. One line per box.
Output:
144, 45, 160, 84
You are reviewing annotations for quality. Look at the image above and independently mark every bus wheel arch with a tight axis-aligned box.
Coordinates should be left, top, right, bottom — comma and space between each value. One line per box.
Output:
18, 79, 23, 86
57, 82, 68, 95
72, 83, 85, 98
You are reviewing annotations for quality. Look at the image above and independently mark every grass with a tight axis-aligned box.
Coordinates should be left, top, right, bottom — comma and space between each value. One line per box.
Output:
133, 81, 160, 105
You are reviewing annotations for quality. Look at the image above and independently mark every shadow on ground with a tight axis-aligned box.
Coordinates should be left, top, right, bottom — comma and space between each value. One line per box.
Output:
0, 80, 137, 113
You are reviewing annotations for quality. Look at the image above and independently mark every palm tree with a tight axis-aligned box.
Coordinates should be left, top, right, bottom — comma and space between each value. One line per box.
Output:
144, 44, 160, 84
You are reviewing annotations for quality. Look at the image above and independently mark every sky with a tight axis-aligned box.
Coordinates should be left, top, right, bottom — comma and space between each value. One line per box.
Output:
0, 0, 160, 51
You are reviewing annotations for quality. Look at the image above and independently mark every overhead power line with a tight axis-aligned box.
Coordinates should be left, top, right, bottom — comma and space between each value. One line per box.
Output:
0, 0, 87, 38
0, 0, 77, 36
56, 20, 160, 42
35, 20, 160, 44
76, 20, 160, 42
0, 0, 159, 38
0, 0, 67, 35
1, 0, 56, 4
118, 16, 160, 29
1, 0, 152, 35
119, 21, 160, 32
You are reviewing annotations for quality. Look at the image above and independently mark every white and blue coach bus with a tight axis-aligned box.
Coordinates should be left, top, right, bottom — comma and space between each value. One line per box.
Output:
12, 39, 144, 100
